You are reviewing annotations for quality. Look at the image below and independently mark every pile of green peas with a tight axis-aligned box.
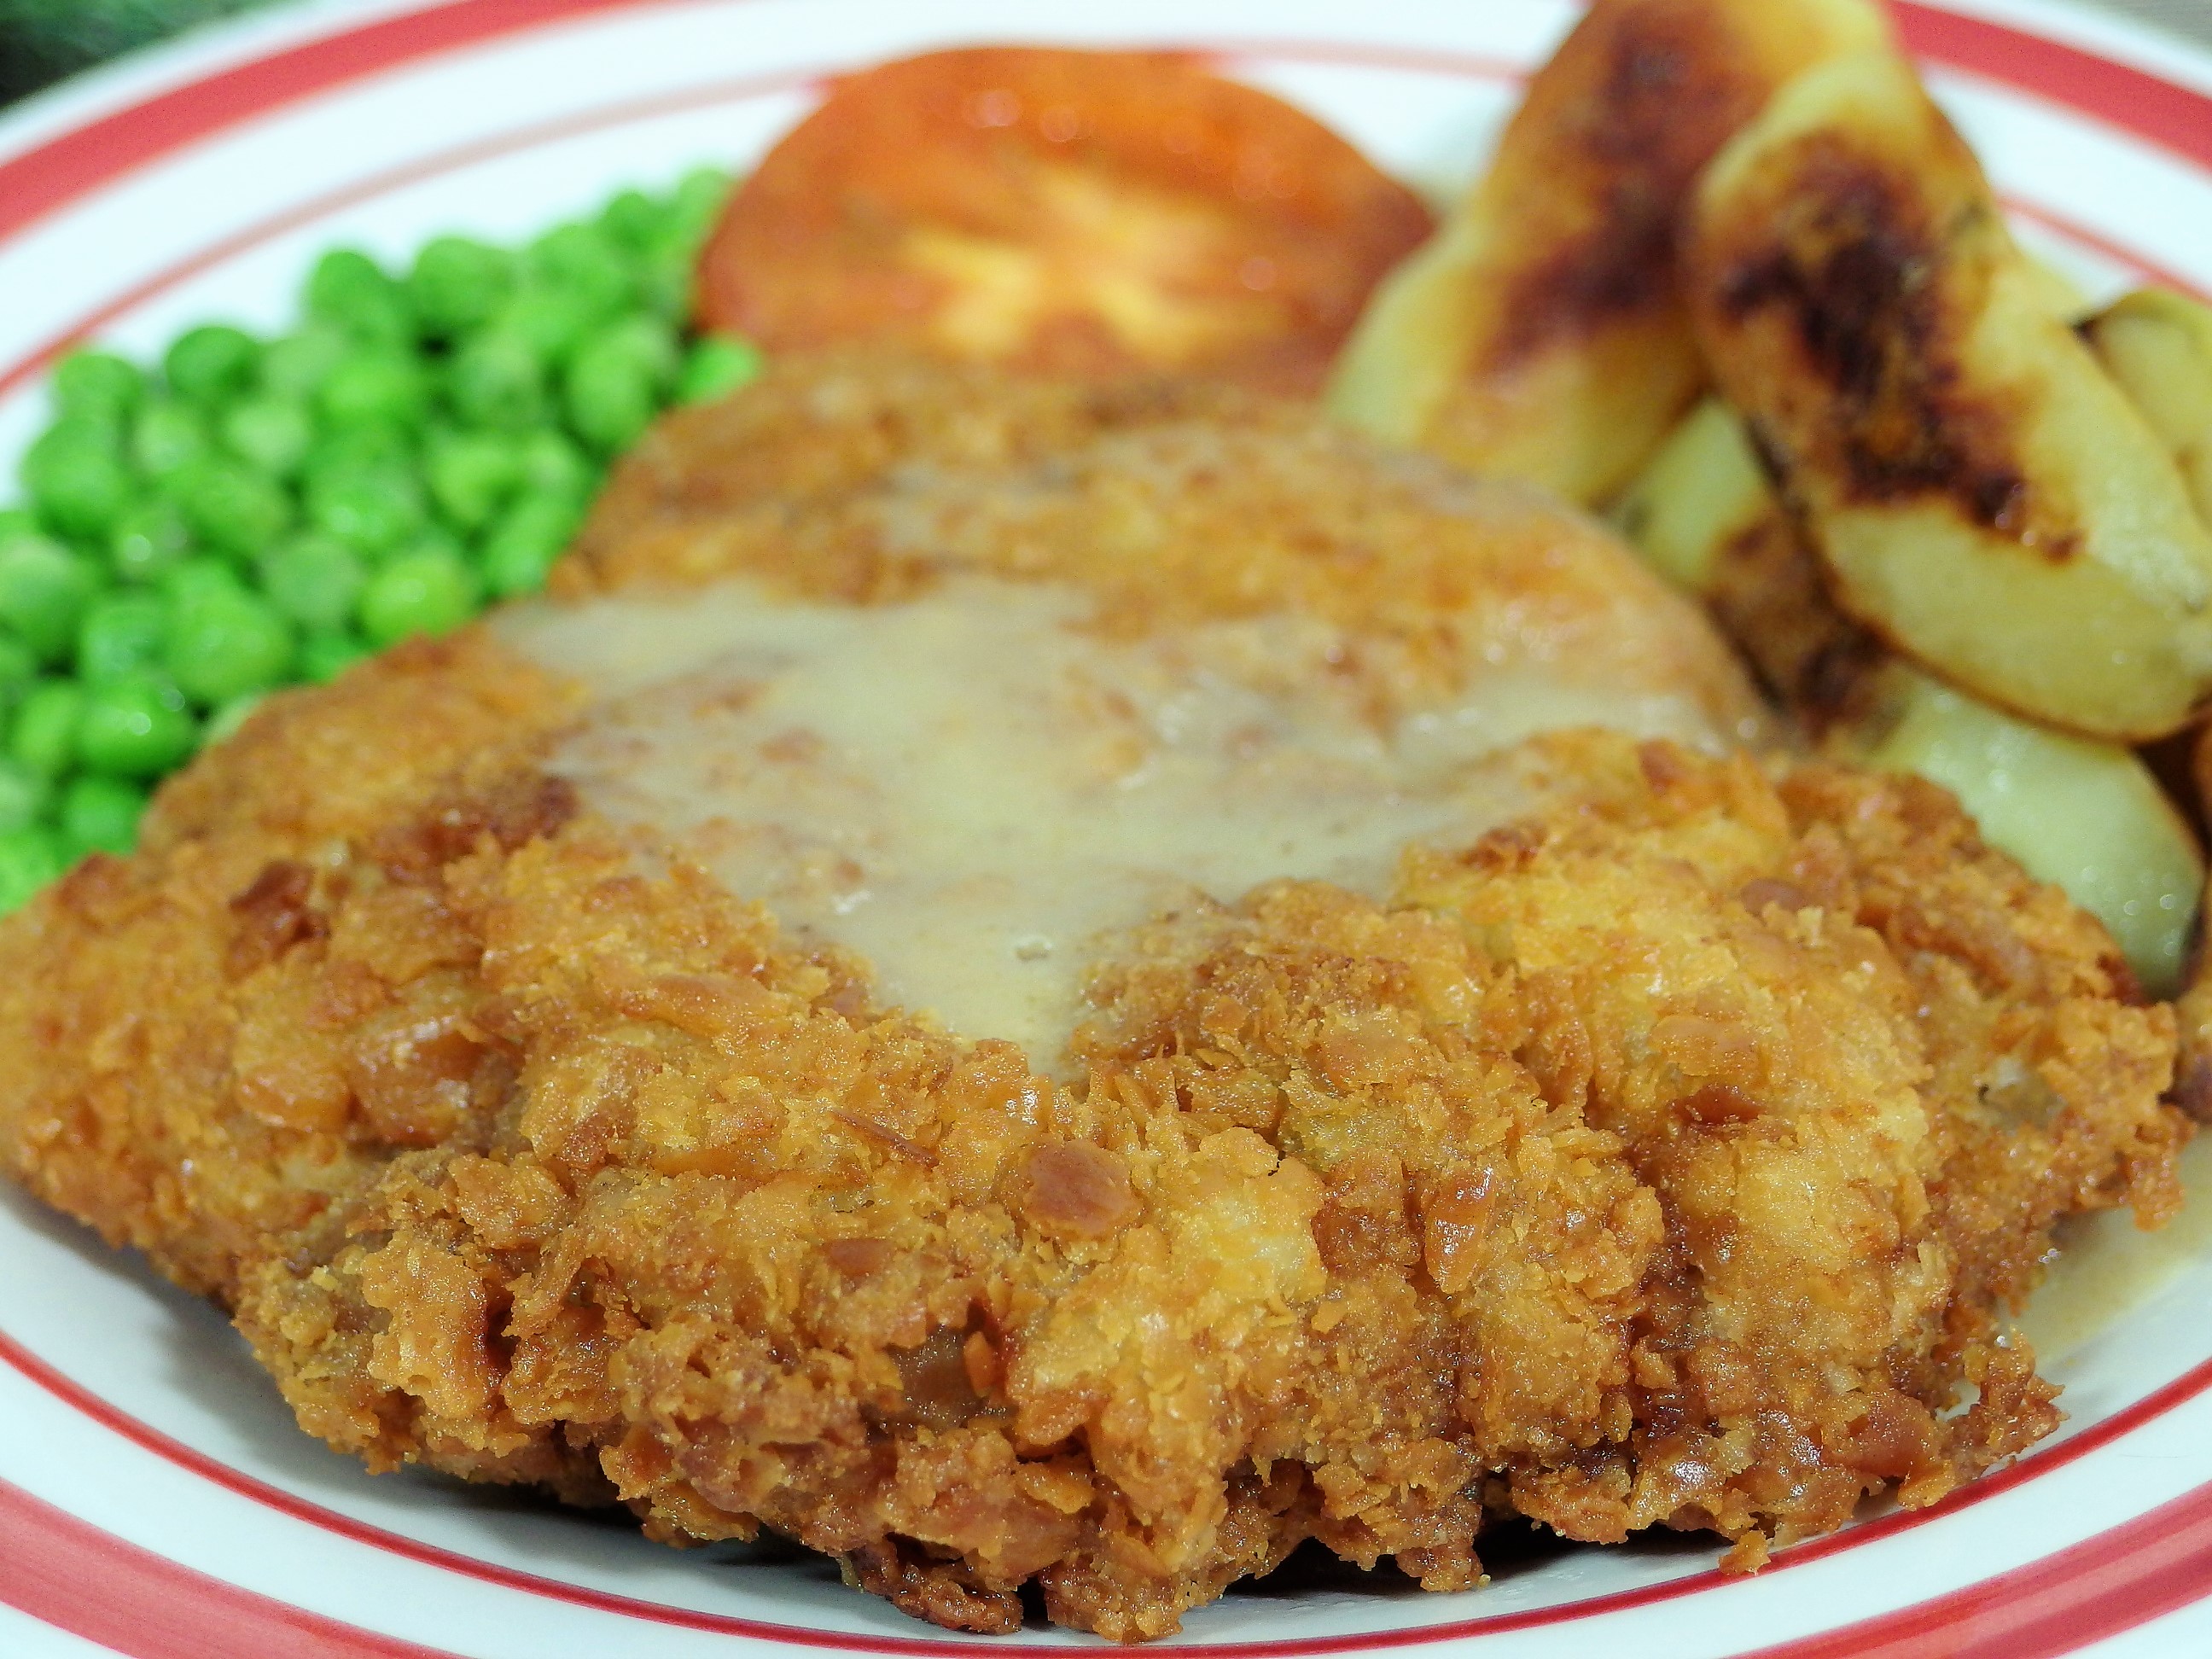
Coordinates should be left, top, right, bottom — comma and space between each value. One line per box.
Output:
0, 165, 760, 914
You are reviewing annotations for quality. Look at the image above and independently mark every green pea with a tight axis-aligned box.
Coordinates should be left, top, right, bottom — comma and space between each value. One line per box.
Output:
678, 335, 763, 405
306, 464, 426, 556
301, 422, 413, 481
358, 547, 480, 646
525, 223, 632, 320
163, 323, 261, 405
201, 693, 265, 748
221, 395, 313, 478
0, 635, 37, 719
11, 681, 84, 778
0, 537, 101, 666
393, 524, 468, 567
515, 428, 597, 503
163, 585, 295, 707
490, 288, 596, 367
564, 341, 657, 455
599, 187, 671, 250
0, 509, 35, 543
408, 236, 515, 339
52, 350, 143, 428
158, 556, 247, 607
588, 313, 679, 388
479, 494, 579, 598
671, 166, 732, 245
445, 329, 549, 428
0, 825, 65, 913
130, 398, 212, 482
76, 673, 196, 779
259, 327, 349, 401
426, 429, 521, 530
300, 631, 371, 684
77, 591, 171, 683
635, 236, 695, 323
259, 533, 365, 632
108, 498, 195, 585
317, 350, 429, 430
59, 776, 148, 859
0, 757, 48, 834
166, 455, 292, 560
21, 418, 132, 540
305, 247, 412, 345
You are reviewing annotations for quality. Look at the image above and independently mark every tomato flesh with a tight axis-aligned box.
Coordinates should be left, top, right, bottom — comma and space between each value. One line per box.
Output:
696, 48, 1435, 393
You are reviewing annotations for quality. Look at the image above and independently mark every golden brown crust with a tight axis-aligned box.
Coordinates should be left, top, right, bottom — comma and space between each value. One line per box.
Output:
0, 353, 2182, 1639
561, 351, 1767, 746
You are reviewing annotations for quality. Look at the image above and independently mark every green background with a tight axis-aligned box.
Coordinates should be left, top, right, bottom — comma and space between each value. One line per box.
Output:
0, 1, 274, 104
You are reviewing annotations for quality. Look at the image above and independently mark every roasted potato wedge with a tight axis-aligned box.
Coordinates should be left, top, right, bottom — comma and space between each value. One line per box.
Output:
1683, 50, 2212, 741
2087, 287, 2212, 527
1615, 393, 1774, 592
1617, 395, 1894, 728
1328, 0, 1889, 504
696, 48, 1434, 394
1620, 397, 2203, 993
1842, 666, 2203, 998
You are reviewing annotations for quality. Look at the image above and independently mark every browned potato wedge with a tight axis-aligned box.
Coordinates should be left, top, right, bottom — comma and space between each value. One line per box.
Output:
1616, 396, 1895, 727
1327, 0, 1889, 505
1683, 50, 2212, 741
2087, 288, 2212, 527
1619, 398, 2203, 992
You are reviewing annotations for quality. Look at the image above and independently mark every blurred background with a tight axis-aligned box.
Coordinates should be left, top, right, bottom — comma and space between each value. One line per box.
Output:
1, 0, 2208, 108
1, 0, 270, 104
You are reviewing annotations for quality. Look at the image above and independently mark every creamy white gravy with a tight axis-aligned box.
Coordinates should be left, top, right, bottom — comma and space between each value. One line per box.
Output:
497, 578, 1728, 1064
2018, 1132, 2212, 1364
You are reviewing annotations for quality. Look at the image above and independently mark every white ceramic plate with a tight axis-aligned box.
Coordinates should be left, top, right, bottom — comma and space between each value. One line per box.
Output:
4, 2, 2212, 1655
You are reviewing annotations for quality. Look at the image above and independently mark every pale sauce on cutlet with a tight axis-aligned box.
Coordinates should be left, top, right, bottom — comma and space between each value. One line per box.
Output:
2018, 1132, 2212, 1365
498, 576, 1731, 1064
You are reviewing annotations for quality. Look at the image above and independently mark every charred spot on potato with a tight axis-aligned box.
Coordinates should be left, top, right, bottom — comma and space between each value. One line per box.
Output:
1714, 143, 2050, 548
1490, 7, 1746, 367
1701, 509, 1885, 734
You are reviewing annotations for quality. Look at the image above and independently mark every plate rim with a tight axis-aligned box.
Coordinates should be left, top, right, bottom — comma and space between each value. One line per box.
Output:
2, 3, 2211, 1656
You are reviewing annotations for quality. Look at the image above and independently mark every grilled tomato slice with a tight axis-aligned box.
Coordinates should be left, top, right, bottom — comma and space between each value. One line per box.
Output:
696, 47, 1435, 393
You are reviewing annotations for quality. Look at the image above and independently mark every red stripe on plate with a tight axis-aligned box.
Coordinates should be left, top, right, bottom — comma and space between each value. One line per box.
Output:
1745, 1476, 2212, 1659
1893, 1, 2212, 169
7, 1317, 2212, 1657
2, 2, 2212, 1655
0, 1473, 461, 1659
0, 0, 2206, 261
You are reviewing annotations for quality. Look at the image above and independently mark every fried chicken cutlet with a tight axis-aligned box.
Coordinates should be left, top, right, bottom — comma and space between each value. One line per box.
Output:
0, 353, 2183, 1639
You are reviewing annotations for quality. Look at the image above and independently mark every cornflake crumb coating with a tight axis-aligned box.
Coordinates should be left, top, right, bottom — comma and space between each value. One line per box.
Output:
0, 353, 2183, 1640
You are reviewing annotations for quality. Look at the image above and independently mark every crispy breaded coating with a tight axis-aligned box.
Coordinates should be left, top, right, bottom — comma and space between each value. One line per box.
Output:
0, 354, 2183, 1639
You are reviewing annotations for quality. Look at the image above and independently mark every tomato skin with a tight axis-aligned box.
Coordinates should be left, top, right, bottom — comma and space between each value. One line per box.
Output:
696, 48, 1435, 393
